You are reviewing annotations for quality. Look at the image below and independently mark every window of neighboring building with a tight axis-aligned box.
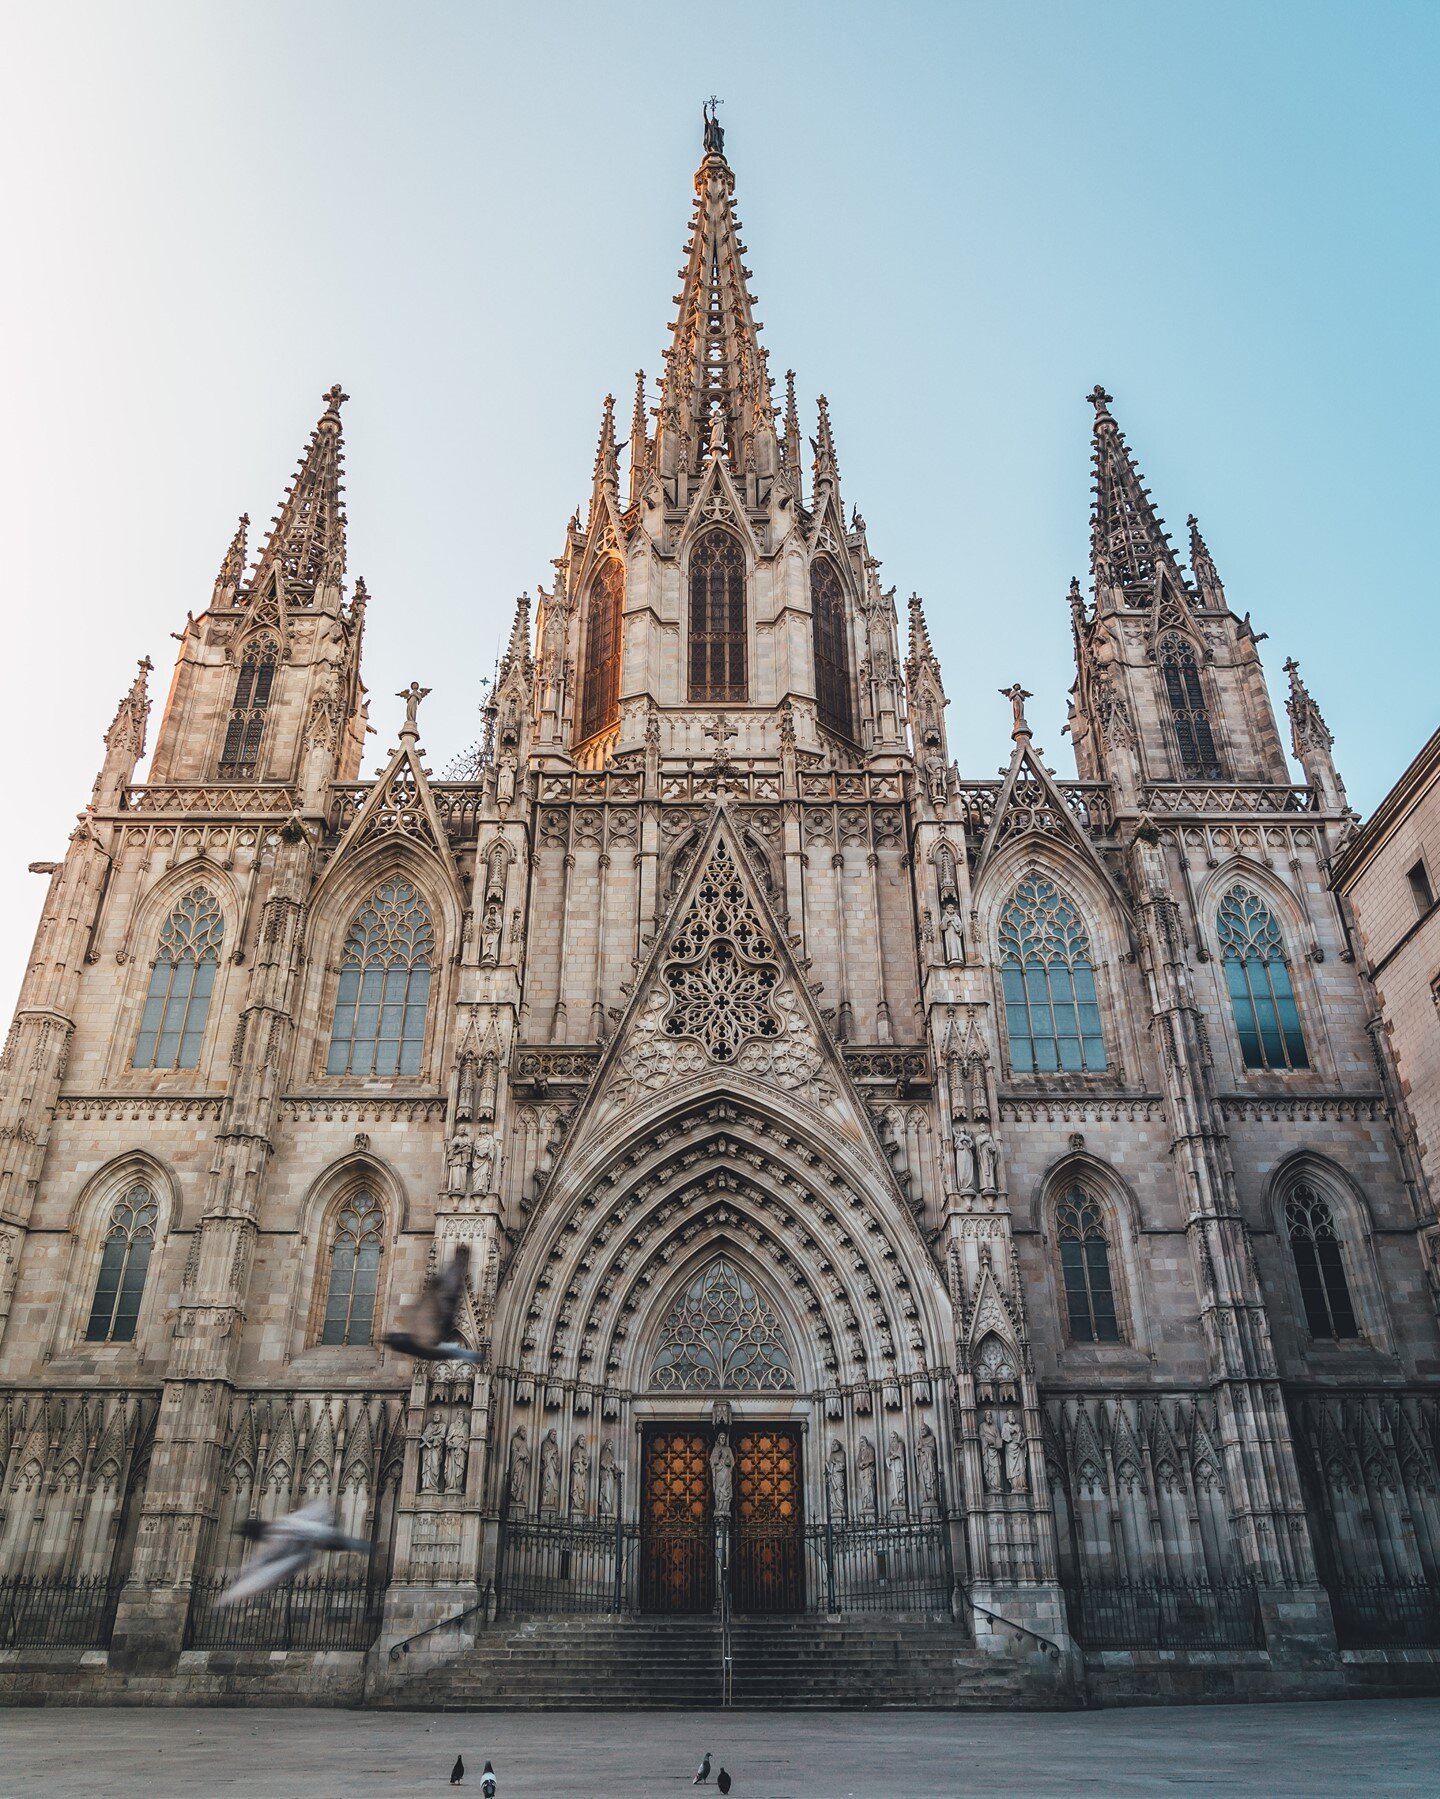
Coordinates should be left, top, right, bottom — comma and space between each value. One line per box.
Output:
1285, 1183, 1358, 1340
998, 874, 1107, 1074
220, 635, 279, 777
319, 1190, 384, 1346
85, 1186, 158, 1343
1407, 858, 1434, 918
688, 530, 747, 702
1216, 885, 1309, 1071
1159, 633, 1222, 779
132, 887, 224, 1070
326, 878, 435, 1077
1055, 1188, 1122, 1342
579, 558, 624, 742
810, 556, 854, 739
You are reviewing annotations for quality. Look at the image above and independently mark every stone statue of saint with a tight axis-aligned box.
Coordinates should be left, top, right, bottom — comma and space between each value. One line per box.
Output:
569, 1434, 590, 1514
954, 1130, 978, 1195
1001, 1410, 1027, 1494
444, 1418, 468, 1495
980, 1409, 1004, 1493
446, 1136, 470, 1197
420, 1414, 445, 1494
940, 903, 965, 964
507, 1425, 531, 1509
597, 1440, 618, 1518
481, 901, 503, 965
709, 1429, 735, 1518
825, 1438, 847, 1519
885, 1431, 908, 1515
978, 1134, 1000, 1194
496, 756, 517, 806
856, 1436, 878, 1519
539, 1428, 562, 1512
916, 1423, 940, 1507
470, 1132, 497, 1196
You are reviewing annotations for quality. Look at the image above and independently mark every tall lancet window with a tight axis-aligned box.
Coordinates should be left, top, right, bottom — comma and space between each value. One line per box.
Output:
1055, 1188, 1122, 1343
133, 887, 224, 1070
326, 879, 434, 1077
1285, 1184, 1357, 1340
579, 558, 624, 742
688, 530, 747, 702
1159, 633, 1222, 779
220, 635, 279, 778
85, 1186, 158, 1343
998, 875, 1107, 1074
810, 556, 854, 739
1216, 885, 1308, 1071
320, 1189, 385, 1346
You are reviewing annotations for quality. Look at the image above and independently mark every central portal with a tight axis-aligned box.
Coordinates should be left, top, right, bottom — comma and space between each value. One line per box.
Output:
639, 1422, 804, 1614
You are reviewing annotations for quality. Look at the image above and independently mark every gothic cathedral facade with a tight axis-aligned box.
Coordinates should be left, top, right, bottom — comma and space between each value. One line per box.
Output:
1, 124, 1437, 1705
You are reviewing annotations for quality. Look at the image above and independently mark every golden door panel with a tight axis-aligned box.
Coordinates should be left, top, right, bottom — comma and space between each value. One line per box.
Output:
734, 1426, 804, 1613
639, 1427, 714, 1614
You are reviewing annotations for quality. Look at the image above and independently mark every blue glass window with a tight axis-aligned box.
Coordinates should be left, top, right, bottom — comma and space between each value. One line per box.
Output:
132, 888, 224, 1070
326, 879, 434, 1077
1286, 1184, 1357, 1340
1216, 886, 1308, 1071
999, 875, 1107, 1074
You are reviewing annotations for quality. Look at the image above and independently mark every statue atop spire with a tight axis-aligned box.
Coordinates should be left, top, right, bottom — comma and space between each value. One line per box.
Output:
702, 95, 725, 158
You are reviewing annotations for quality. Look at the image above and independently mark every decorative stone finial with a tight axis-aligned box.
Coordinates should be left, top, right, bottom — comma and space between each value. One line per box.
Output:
703, 95, 725, 157
397, 681, 431, 741
1000, 683, 1033, 740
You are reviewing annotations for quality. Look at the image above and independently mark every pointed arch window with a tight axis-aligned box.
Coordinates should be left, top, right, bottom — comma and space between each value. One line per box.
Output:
1055, 1188, 1122, 1342
1285, 1183, 1357, 1340
810, 556, 854, 739
998, 875, 1107, 1074
1159, 634, 1221, 779
579, 558, 624, 742
326, 879, 434, 1077
220, 635, 279, 777
688, 530, 747, 702
320, 1189, 384, 1346
1216, 885, 1308, 1071
650, 1258, 795, 1391
132, 886, 224, 1070
85, 1186, 158, 1343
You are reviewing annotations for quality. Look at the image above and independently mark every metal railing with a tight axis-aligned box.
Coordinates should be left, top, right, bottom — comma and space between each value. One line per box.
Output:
185, 1575, 384, 1652
806, 1514, 954, 1616
718, 1524, 733, 1707
495, 1509, 638, 1617
0, 1575, 124, 1650
1329, 1578, 1440, 1649
1065, 1578, 1263, 1651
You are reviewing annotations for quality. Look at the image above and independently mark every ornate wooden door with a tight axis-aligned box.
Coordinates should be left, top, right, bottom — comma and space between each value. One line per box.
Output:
733, 1425, 804, 1613
639, 1426, 714, 1613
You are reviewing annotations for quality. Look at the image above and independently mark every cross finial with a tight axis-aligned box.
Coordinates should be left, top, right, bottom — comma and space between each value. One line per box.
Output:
322, 383, 350, 415
397, 681, 431, 739
1000, 683, 1033, 740
1086, 385, 1113, 416
702, 96, 725, 156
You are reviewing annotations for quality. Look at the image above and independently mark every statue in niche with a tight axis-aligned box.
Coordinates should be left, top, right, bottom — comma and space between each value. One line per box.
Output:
978, 1135, 1000, 1194
940, 902, 965, 964
446, 1137, 471, 1197
569, 1434, 590, 1514
710, 1429, 735, 1519
1001, 1411, 1027, 1493
507, 1425, 531, 1509
481, 900, 503, 965
471, 1132, 498, 1197
420, 1414, 445, 1494
925, 752, 948, 808
980, 1409, 1004, 1493
444, 1417, 468, 1495
597, 1440, 618, 1518
496, 756, 517, 806
885, 1431, 908, 1515
856, 1436, 878, 1519
539, 1429, 561, 1512
825, 1438, 847, 1519
916, 1424, 940, 1508
954, 1130, 978, 1195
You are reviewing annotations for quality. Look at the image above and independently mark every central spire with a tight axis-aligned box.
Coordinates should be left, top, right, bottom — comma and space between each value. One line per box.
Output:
654, 113, 776, 485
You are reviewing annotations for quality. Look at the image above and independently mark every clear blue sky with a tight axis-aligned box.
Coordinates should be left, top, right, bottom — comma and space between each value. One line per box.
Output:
1, 1, 1436, 1019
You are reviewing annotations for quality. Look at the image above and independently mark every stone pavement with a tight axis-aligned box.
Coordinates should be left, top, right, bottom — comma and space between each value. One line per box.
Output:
2, 1698, 1437, 1796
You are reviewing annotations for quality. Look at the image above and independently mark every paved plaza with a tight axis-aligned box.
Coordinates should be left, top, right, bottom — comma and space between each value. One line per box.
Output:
1, 1698, 1436, 1796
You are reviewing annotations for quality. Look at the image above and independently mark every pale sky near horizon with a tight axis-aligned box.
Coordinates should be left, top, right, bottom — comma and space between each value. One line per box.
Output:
1, 0, 1437, 1022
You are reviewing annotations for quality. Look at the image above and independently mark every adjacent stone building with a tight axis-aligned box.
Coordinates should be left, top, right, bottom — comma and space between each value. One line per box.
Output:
1, 117, 1437, 1706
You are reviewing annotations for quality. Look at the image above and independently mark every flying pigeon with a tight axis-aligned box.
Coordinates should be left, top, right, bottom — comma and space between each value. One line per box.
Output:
480, 1762, 497, 1797
219, 1499, 371, 1604
384, 1244, 484, 1363
450, 1753, 464, 1785
694, 1752, 712, 1784
717, 1772, 732, 1796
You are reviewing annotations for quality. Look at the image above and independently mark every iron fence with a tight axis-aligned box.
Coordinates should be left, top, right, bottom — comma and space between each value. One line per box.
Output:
804, 1515, 955, 1616
0, 1575, 123, 1649
495, 1512, 639, 1617
184, 1574, 384, 1652
1329, 1578, 1440, 1649
1066, 1578, 1264, 1651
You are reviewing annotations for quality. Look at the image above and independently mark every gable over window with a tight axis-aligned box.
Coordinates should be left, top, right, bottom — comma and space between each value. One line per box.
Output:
688, 530, 747, 703
220, 635, 279, 777
326, 878, 435, 1078
85, 1186, 158, 1344
998, 874, 1107, 1074
579, 558, 624, 742
133, 886, 224, 1071
1159, 633, 1221, 779
1216, 884, 1308, 1071
810, 556, 854, 739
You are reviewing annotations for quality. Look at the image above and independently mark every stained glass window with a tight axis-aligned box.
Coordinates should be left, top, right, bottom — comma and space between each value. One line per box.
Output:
320, 1190, 384, 1346
811, 556, 854, 739
1285, 1184, 1358, 1340
220, 635, 279, 777
132, 887, 224, 1071
85, 1186, 158, 1343
1159, 634, 1222, 779
999, 875, 1107, 1074
1216, 885, 1308, 1071
579, 559, 624, 741
1056, 1189, 1121, 1342
326, 878, 434, 1077
689, 530, 747, 702
650, 1259, 795, 1391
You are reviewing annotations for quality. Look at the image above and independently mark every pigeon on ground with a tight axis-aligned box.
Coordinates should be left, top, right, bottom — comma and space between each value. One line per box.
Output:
383, 1244, 484, 1363
694, 1752, 712, 1784
450, 1753, 464, 1785
717, 1772, 732, 1796
219, 1499, 372, 1603
480, 1761, 497, 1797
